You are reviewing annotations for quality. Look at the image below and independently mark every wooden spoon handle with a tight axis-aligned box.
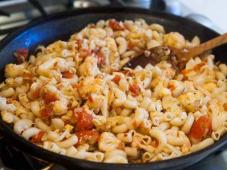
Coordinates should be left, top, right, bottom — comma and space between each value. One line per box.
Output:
185, 33, 227, 59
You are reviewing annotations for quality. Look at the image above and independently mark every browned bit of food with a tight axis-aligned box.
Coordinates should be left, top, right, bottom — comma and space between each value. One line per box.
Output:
124, 46, 184, 71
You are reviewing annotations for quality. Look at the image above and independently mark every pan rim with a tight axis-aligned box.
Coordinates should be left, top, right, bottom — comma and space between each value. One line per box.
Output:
0, 6, 226, 169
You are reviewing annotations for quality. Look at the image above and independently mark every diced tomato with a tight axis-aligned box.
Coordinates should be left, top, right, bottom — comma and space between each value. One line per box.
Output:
181, 69, 191, 76
64, 119, 71, 125
88, 95, 93, 102
74, 109, 93, 130
76, 129, 99, 145
15, 48, 28, 64
129, 83, 140, 97
23, 72, 33, 79
79, 49, 91, 58
31, 131, 45, 143
40, 107, 52, 119
43, 92, 57, 104
181, 62, 206, 76
108, 19, 124, 31
110, 69, 119, 74
151, 139, 159, 148
189, 115, 212, 144
31, 87, 41, 99
194, 62, 206, 71
76, 39, 83, 49
112, 75, 121, 84
168, 82, 176, 91
62, 71, 74, 79
23, 72, 33, 83
132, 120, 139, 128
128, 41, 135, 50
96, 50, 105, 65
72, 83, 82, 89
224, 103, 227, 111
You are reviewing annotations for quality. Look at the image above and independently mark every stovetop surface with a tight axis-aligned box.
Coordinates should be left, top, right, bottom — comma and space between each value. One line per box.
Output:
0, 0, 226, 170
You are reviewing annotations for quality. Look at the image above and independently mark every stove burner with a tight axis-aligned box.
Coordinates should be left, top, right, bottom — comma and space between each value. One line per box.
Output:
28, 0, 48, 17
72, 0, 100, 8
0, 0, 170, 39
0, 10, 10, 17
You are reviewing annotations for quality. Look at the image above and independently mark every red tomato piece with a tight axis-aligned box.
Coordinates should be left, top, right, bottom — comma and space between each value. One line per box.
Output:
193, 62, 206, 71
74, 109, 93, 130
189, 115, 212, 143
223, 103, 227, 111
112, 75, 121, 84
15, 48, 28, 64
181, 62, 206, 76
76, 39, 83, 49
40, 107, 53, 119
127, 41, 135, 50
181, 69, 191, 76
76, 129, 99, 145
31, 131, 45, 143
108, 19, 124, 31
168, 82, 176, 91
151, 139, 159, 148
23, 72, 33, 83
79, 49, 91, 58
72, 83, 82, 89
129, 83, 140, 97
43, 92, 57, 104
31, 87, 41, 99
88, 95, 93, 102
62, 71, 74, 79
96, 50, 105, 65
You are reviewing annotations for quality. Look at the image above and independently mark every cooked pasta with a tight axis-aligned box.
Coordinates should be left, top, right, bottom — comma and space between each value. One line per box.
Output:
0, 19, 226, 163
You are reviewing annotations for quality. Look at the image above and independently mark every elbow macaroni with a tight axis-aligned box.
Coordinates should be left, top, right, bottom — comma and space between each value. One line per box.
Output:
0, 19, 226, 163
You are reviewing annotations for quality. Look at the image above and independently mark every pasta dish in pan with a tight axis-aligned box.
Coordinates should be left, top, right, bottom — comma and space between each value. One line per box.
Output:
0, 19, 226, 163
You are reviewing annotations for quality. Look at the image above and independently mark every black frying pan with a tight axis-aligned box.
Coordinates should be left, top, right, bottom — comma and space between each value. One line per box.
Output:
0, 7, 226, 170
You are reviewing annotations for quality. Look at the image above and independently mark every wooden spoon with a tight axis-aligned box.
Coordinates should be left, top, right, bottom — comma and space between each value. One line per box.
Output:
124, 33, 227, 70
